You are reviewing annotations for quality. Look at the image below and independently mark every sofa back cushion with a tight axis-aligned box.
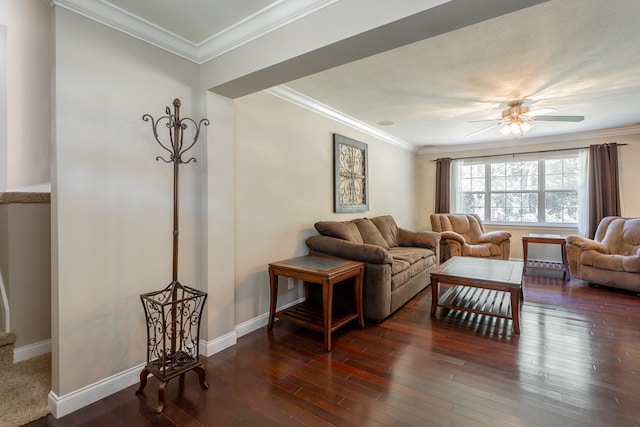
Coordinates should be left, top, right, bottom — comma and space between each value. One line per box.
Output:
430, 213, 484, 244
597, 216, 640, 256
315, 220, 363, 244
353, 218, 390, 248
370, 215, 400, 248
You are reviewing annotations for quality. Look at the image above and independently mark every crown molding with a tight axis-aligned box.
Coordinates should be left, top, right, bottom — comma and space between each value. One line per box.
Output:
267, 85, 417, 152
416, 124, 640, 156
196, 0, 338, 64
52, 0, 338, 64
52, 0, 199, 62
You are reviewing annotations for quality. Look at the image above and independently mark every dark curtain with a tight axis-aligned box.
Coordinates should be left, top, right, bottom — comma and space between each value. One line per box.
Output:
434, 157, 452, 213
588, 143, 621, 238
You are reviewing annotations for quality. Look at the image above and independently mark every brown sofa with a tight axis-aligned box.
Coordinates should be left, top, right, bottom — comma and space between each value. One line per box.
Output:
566, 216, 640, 292
430, 213, 511, 261
305, 215, 440, 321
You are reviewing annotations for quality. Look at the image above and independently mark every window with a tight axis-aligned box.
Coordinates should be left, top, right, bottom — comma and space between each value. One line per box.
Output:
454, 154, 582, 225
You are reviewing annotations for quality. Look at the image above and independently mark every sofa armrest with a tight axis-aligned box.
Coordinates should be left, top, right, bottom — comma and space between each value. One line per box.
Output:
478, 230, 511, 244
440, 230, 466, 244
305, 235, 392, 264
565, 235, 609, 254
397, 228, 441, 250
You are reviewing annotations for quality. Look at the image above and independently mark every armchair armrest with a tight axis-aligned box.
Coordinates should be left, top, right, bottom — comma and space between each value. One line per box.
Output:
565, 235, 609, 254
440, 230, 466, 244
305, 235, 392, 264
397, 228, 441, 250
478, 231, 512, 244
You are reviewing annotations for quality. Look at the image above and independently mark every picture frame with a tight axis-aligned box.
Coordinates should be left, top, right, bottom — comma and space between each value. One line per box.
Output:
333, 133, 369, 213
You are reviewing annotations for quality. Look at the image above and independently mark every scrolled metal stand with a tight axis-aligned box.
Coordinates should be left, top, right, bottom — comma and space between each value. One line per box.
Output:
136, 99, 210, 413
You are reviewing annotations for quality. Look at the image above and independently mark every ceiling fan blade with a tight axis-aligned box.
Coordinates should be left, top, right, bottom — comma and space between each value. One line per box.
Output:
468, 119, 503, 123
466, 123, 501, 137
523, 107, 557, 117
534, 115, 585, 122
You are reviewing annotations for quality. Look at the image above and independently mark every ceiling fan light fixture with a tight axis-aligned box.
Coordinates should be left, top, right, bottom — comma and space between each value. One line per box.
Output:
500, 118, 532, 137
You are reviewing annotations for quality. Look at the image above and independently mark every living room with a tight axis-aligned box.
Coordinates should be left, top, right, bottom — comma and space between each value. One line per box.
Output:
2, 0, 640, 423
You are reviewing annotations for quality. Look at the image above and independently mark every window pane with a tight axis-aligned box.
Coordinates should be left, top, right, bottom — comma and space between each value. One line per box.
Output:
545, 158, 579, 191
460, 164, 485, 192
545, 191, 578, 223
490, 193, 505, 221
506, 176, 522, 191
491, 192, 538, 222
492, 161, 538, 191
546, 174, 563, 190
546, 158, 563, 174
462, 193, 485, 219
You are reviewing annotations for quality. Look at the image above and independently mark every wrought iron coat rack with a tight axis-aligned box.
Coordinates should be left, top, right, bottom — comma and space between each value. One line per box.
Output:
136, 99, 210, 413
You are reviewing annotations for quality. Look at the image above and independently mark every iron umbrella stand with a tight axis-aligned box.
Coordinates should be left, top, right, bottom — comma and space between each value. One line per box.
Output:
136, 99, 210, 413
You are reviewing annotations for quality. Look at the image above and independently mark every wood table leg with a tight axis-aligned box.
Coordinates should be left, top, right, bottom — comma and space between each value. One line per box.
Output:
561, 243, 569, 280
322, 280, 333, 351
354, 269, 364, 328
511, 288, 521, 334
522, 239, 529, 275
268, 268, 278, 330
430, 276, 438, 317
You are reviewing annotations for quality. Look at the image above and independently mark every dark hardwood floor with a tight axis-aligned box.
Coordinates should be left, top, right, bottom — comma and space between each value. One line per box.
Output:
27, 273, 640, 426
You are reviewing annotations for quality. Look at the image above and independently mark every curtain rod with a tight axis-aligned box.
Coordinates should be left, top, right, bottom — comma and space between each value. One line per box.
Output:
430, 143, 628, 162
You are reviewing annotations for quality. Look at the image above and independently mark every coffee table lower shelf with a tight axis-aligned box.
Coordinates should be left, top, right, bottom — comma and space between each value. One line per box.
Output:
438, 285, 513, 320
276, 301, 360, 334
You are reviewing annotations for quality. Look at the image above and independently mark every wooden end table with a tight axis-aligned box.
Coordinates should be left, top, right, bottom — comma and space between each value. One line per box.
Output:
430, 257, 524, 333
268, 255, 365, 351
522, 233, 568, 280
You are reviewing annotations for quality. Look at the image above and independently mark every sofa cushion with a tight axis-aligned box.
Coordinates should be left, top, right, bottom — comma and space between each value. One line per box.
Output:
584, 252, 640, 273
388, 247, 433, 264
315, 221, 363, 244
622, 218, 640, 256
390, 259, 411, 291
371, 215, 400, 248
432, 214, 484, 244
462, 242, 500, 258
354, 218, 389, 248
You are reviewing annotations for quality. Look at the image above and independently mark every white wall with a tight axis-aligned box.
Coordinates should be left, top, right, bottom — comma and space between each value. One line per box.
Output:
416, 132, 640, 261
6, 0, 50, 191
52, 8, 203, 397
203, 92, 236, 346
233, 91, 416, 325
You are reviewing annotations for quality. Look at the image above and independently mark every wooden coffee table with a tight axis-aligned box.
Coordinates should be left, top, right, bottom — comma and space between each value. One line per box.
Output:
430, 257, 524, 333
268, 255, 364, 351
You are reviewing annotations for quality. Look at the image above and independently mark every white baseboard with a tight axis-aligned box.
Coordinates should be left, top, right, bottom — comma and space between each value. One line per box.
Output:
14, 339, 51, 363
49, 362, 145, 419
235, 297, 304, 339
201, 330, 236, 357
49, 297, 306, 419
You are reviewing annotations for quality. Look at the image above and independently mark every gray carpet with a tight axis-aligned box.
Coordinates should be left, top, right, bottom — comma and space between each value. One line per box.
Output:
0, 353, 50, 427
0, 333, 15, 368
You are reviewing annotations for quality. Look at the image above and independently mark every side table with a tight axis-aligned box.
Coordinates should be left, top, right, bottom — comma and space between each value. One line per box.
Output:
268, 255, 365, 351
522, 234, 568, 280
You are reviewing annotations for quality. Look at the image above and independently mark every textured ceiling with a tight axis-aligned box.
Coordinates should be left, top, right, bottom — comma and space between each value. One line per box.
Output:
90, 0, 640, 148
286, 0, 640, 147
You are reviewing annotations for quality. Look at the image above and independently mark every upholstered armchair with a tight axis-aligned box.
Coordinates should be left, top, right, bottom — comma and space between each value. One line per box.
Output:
430, 213, 511, 261
565, 216, 640, 292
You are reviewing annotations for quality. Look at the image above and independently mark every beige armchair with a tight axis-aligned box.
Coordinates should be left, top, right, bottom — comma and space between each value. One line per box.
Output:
430, 213, 511, 261
565, 216, 640, 292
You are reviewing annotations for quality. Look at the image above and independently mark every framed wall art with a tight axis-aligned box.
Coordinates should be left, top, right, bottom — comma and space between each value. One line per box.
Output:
333, 133, 369, 213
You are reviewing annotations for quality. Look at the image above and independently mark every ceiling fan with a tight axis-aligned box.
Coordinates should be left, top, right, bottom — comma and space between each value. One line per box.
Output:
467, 101, 585, 138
